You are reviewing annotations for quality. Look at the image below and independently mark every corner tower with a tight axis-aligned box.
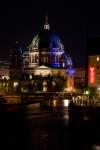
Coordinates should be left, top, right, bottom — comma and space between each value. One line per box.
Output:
9, 41, 23, 80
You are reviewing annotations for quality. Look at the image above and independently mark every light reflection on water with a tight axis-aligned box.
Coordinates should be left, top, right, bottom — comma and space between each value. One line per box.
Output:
26, 99, 70, 110
27, 103, 41, 109
52, 99, 70, 107
24, 99, 70, 121
2, 98, 100, 150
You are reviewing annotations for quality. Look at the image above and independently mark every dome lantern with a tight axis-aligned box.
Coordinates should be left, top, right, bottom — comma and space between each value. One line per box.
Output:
44, 14, 50, 30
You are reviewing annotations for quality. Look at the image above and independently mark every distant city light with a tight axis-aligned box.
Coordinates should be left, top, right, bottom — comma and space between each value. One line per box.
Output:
97, 87, 100, 91
29, 75, 32, 79
13, 82, 18, 87
53, 100, 57, 107
97, 57, 100, 62
85, 90, 89, 95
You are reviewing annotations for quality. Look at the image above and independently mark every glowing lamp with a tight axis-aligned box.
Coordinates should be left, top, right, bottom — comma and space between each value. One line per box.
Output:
85, 90, 89, 95
13, 82, 18, 87
63, 99, 70, 107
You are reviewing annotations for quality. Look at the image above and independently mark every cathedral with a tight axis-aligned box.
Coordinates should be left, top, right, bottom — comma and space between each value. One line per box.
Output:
9, 16, 75, 94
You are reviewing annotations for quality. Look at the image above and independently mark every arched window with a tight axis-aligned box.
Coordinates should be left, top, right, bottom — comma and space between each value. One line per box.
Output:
46, 56, 49, 63
29, 55, 31, 63
41, 54, 43, 63
35, 54, 39, 63
32, 55, 35, 63
56, 55, 59, 63
49, 54, 51, 63
51, 54, 54, 62
36, 55, 39, 63
43, 55, 46, 63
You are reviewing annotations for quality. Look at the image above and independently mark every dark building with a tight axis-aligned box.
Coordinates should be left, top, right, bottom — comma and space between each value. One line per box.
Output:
9, 41, 23, 80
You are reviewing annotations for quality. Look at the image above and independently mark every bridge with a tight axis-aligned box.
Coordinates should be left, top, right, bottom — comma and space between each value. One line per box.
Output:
20, 91, 89, 105
21, 91, 71, 104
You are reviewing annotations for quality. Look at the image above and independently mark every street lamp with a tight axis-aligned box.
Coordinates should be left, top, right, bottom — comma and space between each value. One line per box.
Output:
85, 90, 89, 95
85, 90, 90, 105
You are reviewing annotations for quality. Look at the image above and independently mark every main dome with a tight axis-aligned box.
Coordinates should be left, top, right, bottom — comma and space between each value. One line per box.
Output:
23, 16, 74, 69
29, 27, 64, 52
29, 30, 64, 52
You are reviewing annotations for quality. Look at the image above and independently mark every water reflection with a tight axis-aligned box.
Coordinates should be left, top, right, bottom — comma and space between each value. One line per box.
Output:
40, 99, 70, 110
1, 98, 100, 150
27, 103, 40, 109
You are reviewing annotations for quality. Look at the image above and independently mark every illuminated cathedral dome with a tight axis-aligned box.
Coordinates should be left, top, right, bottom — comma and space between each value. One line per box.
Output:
24, 15, 74, 69
29, 16, 64, 53
29, 31, 64, 53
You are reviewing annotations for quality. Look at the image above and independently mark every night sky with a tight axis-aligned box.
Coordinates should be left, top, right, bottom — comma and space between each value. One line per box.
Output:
0, 0, 100, 67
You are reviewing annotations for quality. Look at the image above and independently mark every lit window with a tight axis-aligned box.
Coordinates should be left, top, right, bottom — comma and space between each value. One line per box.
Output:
97, 57, 99, 62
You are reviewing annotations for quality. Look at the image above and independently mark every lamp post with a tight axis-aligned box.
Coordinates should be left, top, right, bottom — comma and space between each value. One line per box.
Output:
85, 90, 90, 106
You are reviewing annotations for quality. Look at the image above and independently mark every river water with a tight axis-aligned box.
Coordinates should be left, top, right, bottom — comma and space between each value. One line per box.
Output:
0, 99, 100, 150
